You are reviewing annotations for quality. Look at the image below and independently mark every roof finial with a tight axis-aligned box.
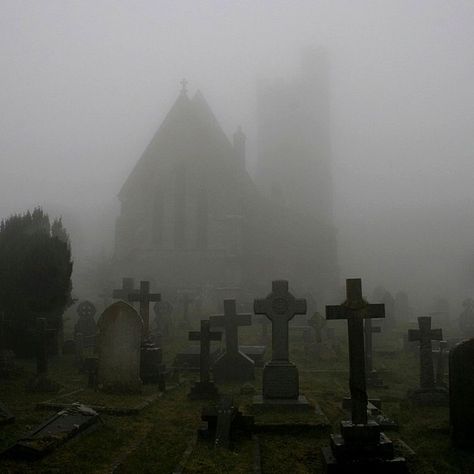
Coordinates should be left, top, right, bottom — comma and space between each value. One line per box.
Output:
180, 78, 188, 95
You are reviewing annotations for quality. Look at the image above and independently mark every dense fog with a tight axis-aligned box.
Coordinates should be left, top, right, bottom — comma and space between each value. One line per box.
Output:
1, 1, 473, 313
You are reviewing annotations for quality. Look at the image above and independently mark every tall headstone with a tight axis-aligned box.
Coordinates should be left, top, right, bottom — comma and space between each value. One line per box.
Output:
450, 338, 474, 447
253, 280, 310, 409
407, 316, 448, 405
74, 301, 97, 357
188, 320, 222, 400
210, 299, 254, 382
97, 302, 143, 393
364, 318, 384, 387
322, 278, 406, 472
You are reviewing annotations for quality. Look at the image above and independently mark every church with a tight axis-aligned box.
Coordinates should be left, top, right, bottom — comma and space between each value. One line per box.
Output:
114, 61, 338, 307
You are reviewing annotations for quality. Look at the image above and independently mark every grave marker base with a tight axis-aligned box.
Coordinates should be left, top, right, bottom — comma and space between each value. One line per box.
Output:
252, 394, 313, 412
262, 361, 299, 399
322, 421, 408, 473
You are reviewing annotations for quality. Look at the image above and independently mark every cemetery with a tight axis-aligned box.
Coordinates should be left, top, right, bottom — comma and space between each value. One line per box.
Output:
1, 3, 473, 472
1, 275, 474, 472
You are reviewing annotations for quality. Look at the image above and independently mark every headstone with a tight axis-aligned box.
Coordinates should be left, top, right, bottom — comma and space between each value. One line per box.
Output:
188, 320, 222, 400
74, 301, 97, 340
253, 280, 311, 409
2, 404, 99, 459
322, 278, 407, 473
97, 302, 143, 393
407, 316, 448, 405
364, 318, 385, 387
199, 397, 254, 449
450, 338, 474, 447
209, 299, 254, 382
129, 281, 165, 385
26, 318, 60, 393
459, 298, 474, 337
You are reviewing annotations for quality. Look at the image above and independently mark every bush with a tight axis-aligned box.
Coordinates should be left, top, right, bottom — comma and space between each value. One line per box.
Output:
0, 208, 73, 356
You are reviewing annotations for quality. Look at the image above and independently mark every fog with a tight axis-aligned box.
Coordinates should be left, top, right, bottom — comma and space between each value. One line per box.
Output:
1, 1, 473, 314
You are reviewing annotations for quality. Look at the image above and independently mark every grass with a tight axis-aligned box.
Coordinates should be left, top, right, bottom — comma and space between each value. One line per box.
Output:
0, 326, 474, 473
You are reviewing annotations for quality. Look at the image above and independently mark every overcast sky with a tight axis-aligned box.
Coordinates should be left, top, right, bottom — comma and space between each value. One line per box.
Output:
1, 1, 473, 307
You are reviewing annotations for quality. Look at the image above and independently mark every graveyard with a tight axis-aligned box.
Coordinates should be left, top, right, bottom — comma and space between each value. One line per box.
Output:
1, 278, 474, 473
2, 3, 474, 473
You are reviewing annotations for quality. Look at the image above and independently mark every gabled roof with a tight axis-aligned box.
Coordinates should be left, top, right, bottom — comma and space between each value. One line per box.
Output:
119, 89, 236, 200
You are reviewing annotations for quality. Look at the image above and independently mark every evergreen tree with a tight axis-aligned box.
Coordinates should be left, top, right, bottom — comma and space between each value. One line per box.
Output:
0, 208, 73, 356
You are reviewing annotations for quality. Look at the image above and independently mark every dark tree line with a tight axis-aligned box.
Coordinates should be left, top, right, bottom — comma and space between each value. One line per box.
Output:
0, 208, 73, 356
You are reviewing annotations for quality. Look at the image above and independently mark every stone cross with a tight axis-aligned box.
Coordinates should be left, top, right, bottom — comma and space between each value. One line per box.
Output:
408, 316, 442, 389
210, 299, 251, 354
364, 318, 381, 374
254, 280, 306, 362
112, 277, 137, 301
128, 281, 161, 339
189, 320, 221, 385
326, 278, 385, 425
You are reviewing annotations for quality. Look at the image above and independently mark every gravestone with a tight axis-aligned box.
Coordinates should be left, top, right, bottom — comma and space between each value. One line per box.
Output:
199, 397, 254, 449
407, 316, 448, 405
209, 299, 254, 382
433, 340, 448, 388
26, 318, 60, 393
129, 281, 165, 385
74, 301, 97, 369
322, 279, 406, 472
97, 302, 143, 393
450, 338, 474, 447
364, 318, 385, 387
2, 403, 99, 459
188, 320, 222, 400
253, 280, 311, 409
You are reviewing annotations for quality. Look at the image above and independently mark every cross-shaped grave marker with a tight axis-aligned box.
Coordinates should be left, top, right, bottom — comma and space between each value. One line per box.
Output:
408, 316, 442, 390
254, 280, 306, 362
253, 280, 311, 406
128, 281, 161, 339
188, 320, 222, 399
326, 278, 385, 425
210, 299, 254, 382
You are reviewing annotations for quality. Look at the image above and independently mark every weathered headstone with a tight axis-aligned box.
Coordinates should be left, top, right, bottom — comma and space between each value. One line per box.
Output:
2, 403, 99, 459
209, 299, 254, 382
74, 301, 97, 369
407, 316, 448, 405
26, 318, 60, 393
253, 280, 310, 409
450, 338, 474, 447
322, 278, 407, 472
129, 281, 165, 385
97, 302, 143, 393
188, 320, 222, 400
364, 318, 385, 387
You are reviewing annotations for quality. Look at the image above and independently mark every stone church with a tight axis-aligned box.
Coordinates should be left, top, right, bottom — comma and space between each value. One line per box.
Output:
114, 59, 338, 307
